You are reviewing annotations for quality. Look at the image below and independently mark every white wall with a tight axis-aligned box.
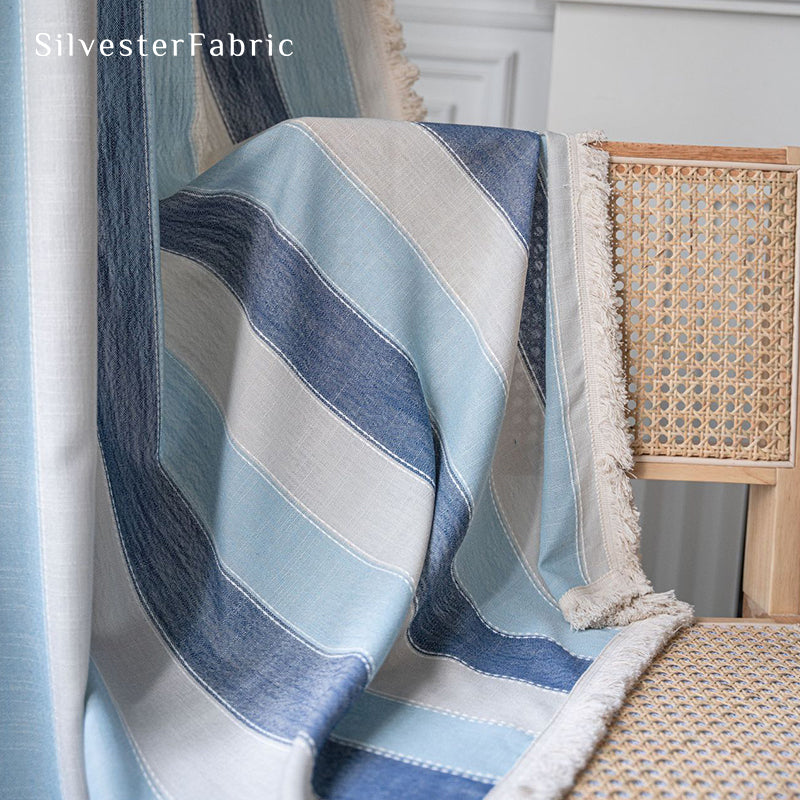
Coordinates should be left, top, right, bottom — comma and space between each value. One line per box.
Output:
548, 0, 800, 145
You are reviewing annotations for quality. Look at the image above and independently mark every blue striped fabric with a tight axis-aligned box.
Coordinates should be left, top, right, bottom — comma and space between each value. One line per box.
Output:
1, 1, 690, 798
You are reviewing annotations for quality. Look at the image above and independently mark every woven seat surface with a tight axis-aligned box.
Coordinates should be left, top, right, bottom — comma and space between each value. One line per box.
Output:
570, 623, 800, 799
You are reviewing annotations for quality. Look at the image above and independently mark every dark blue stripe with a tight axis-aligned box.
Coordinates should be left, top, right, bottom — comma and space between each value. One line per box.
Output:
313, 739, 492, 800
421, 123, 540, 247
195, 0, 288, 142
159, 190, 435, 485
97, 0, 365, 746
408, 432, 589, 692
422, 122, 546, 396
518, 158, 549, 397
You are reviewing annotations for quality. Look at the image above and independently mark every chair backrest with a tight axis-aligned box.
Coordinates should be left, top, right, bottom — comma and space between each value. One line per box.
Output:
600, 142, 800, 618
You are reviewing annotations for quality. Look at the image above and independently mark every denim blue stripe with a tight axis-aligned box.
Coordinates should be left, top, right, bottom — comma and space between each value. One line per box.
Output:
195, 0, 288, 142
150, 0, 197, 198
420, 123, 539, 247
331, 691, 534, 781
408, 435, 591, 692
518, 159, 549, 398
159, 190, 435, 485
313, 739, 492, 800
0, 2, 60, 795
160, 348, 413, 667
98, 0, 365, 747
84, 662, 161, 800
258, 0, 360, 118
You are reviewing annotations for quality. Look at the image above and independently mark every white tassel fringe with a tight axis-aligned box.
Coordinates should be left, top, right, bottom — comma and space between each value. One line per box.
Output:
370, 0, 426, 121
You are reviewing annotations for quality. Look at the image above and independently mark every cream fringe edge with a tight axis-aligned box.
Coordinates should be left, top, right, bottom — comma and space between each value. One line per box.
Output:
484, 134, 693, 799
370, 0, 427, 121
485, 611, 692, 800
559, 133, 694, 630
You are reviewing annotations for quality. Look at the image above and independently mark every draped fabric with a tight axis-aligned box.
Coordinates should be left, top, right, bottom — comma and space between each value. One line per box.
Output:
1, 1, 691, 798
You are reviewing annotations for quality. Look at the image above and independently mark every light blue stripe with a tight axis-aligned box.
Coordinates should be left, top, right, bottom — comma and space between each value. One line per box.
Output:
332, 691, 534, 782
84, 662, 161, 800
187, 122, 506, 501
150, 0, 197, 198
453, 486, 614, 660
160, 349, 413, 670
258, 0, 360, 118
0, 3, 59, 796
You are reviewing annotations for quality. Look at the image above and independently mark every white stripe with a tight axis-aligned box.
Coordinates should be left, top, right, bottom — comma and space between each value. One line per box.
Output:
298, 117, 528, 387
23, 1, 97, 796
161, 249, 434, 582
92, 459, 314, 800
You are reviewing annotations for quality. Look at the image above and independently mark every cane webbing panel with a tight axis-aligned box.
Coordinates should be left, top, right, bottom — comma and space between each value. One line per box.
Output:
571, 623, 800, 799
611, 161, 798, 462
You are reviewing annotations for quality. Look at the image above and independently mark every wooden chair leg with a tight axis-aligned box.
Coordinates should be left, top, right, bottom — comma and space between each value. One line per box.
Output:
742, 466, 800, 618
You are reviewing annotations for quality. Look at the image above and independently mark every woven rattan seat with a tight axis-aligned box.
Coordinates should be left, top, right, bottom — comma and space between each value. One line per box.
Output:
570, 623, 800, 799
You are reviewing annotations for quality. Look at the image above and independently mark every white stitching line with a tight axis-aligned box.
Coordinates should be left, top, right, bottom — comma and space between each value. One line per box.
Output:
545, 276, 591, 585
449, 559, 592, 664
489, 475, 558, 609
418, 123, 530, 250
163, 347, 418, 594
405, 629, 569, 695
286, 119, 511, 388
327, 735, 500, 784
364, 688, 538, 736
431, 412, 475, 514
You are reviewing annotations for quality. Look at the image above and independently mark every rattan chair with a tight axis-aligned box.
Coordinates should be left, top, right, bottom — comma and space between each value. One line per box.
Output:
566, 143, 800, 799
599, 141, 800, 621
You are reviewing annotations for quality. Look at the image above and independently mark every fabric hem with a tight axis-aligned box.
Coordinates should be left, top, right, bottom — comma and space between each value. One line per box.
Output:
369, 0, 426, 121
561, 132, 693, 629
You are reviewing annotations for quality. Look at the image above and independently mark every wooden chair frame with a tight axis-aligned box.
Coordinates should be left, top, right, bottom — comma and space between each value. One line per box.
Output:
600, 142, 800, 619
